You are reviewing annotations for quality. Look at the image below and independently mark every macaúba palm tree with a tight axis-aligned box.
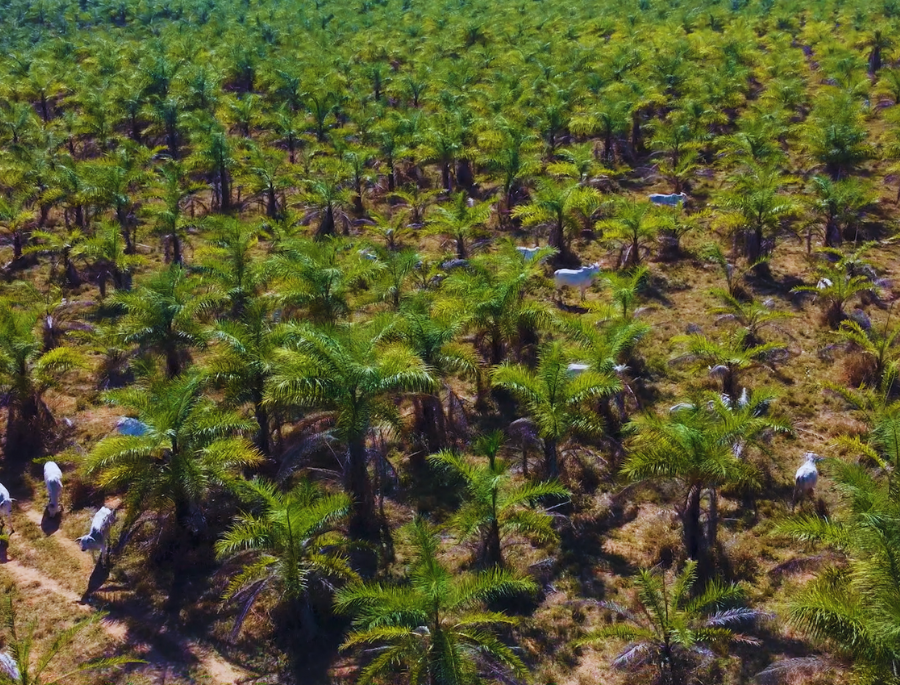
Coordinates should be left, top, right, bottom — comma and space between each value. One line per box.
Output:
576, 561, 765, 685
146, 160, 204, 266
597, 200, 660, 269
0, 598, 141, 685
709, 290, 793, 346
671, 329, 786, 400
206, 297, 283, 456
216, 478, 355, 639
622, 406, 758, 567
85, 373, 263, 536
429, 431, 569, 567
335, 518, 535, 685
297, 172, 354, 238
792, 248, 876, 328
512, 181, 600, 262
715, 164, 798, 267
266, 322, 434, 536
75, 221, 142, 298
802, 92, 874, 179
438, 250, 551, 366
114, 266, 219, 378
492, 342, 619, 477
806, 175, 876, 250
0, 301, 83, 459
389, 305, 478, 452
427, 192, 491, 259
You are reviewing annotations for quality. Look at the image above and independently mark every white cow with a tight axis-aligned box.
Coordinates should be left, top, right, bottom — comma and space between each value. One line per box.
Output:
44, 461, 63, 518
515, 246, 542, 261
0, 482, 12, 534
0, 652, 19, 682
554, 263, 601, 301
793, 452, 824, 510
566, 362, 590, 377
649, 192, 687, 206
816, 277, 833, 290
116, 417, 148, 436
77, 506, 115, 562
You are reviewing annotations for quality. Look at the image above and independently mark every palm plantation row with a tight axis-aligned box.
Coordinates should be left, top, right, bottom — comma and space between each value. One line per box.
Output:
0, 0, 899, 682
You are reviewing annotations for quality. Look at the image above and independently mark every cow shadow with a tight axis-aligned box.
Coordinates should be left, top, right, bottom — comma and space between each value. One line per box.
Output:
81, 558, 110, 603
554, 300, 589, 314
40, 509, 61, 535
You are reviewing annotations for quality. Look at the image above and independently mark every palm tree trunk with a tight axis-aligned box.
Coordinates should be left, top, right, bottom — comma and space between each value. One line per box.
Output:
455, 235, 467, 259
706, 487, 718, 559
441, 162, 453, 192
824, 216, 842, 247
165, 345, 181, 378
318, 205, 335, 237
485, 488, 503, 567
544, 437, 559, 478
347, 436, 376, 538
253, 387, 270, 456
682, 484, 702, 562
172, 233, 183, 266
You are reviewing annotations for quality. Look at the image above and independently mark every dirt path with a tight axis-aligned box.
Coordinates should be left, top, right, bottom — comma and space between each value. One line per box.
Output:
5, 505, 253, 684
0, 552, 130, 642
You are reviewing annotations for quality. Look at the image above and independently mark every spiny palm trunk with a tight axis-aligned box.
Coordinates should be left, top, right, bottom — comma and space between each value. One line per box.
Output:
418, 393, 447, 453
219, 168, 231, 211
544, 437, 559, 478
706, 487, 718, 560
253, 387, 270, 456
165, 345, 181, 378
485, 491, 503, 567
171, 234, 183, 266
347, 436, 377, 538
117, 206, 134, 254
455, 235, 467, 259
682, 484, 702, 562
824, 216, 842, 247
441, 162, 453, 192
6, 395, 44, 459
318, 205, 335, 237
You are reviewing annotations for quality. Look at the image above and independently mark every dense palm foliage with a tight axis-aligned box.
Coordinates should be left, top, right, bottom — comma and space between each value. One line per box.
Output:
577, 562, 765, 685
335, 519, 535, 685
217, 478, 355, 638
0, 0, 896, 681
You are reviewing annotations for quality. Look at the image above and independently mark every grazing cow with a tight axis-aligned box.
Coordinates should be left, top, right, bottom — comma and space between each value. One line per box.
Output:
566, 362, 590, 377
0, 482, 12, 534
116, 417, 148, 437
0, 652, 18, 682
649, 192, 687, 207
77, 506, 115, 562
44, 461, 63, 517
816, 277, 833, 290
793, 452, 824, 510
358, 248, 378, 261
708, 364, 729, 379
669, 402, 695, 413
441, 259, 469, 271
515, 246, 542, 261
554, 264, 601, 301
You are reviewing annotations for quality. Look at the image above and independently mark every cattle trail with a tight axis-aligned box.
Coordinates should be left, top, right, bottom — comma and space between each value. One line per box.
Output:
3, 506, 252, 684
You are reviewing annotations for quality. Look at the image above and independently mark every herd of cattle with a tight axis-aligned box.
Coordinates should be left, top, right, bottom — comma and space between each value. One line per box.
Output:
0, 462, 115, 560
